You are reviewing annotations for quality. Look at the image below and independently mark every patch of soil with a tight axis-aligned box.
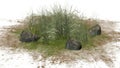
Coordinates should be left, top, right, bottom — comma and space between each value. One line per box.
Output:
0, 21, 119, 68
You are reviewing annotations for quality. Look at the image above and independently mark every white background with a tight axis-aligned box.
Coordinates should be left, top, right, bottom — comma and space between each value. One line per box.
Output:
0, 0, 120, 21
0, 0, 120, 68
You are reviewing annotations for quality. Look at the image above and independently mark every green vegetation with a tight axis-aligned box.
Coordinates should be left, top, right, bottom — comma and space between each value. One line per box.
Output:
13, 6, 111, 57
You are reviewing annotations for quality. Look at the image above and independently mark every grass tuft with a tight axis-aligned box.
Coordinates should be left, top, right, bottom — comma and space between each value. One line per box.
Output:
12, 5, 111, 57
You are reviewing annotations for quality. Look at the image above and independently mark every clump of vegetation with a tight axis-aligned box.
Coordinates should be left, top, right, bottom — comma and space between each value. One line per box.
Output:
13, 5, 110, 57
25, 6, 90, 43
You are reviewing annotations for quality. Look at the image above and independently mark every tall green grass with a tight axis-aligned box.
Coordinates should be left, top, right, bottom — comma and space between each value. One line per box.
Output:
16, 6, 110, 57
25, 6, 90, 43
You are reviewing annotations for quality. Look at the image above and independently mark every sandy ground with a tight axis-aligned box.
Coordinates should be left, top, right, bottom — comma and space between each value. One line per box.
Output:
0, 20, 120, 68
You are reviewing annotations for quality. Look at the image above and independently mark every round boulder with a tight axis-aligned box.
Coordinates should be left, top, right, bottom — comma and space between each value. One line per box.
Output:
65, 39, 82, 50
89, 24, 101, 37
20, 31, 40, 42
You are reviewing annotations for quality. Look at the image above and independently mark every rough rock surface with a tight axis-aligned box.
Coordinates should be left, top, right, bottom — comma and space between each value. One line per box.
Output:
65, 39, 82, 50
89, 24, 101, 37
20, 31, 40, 42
